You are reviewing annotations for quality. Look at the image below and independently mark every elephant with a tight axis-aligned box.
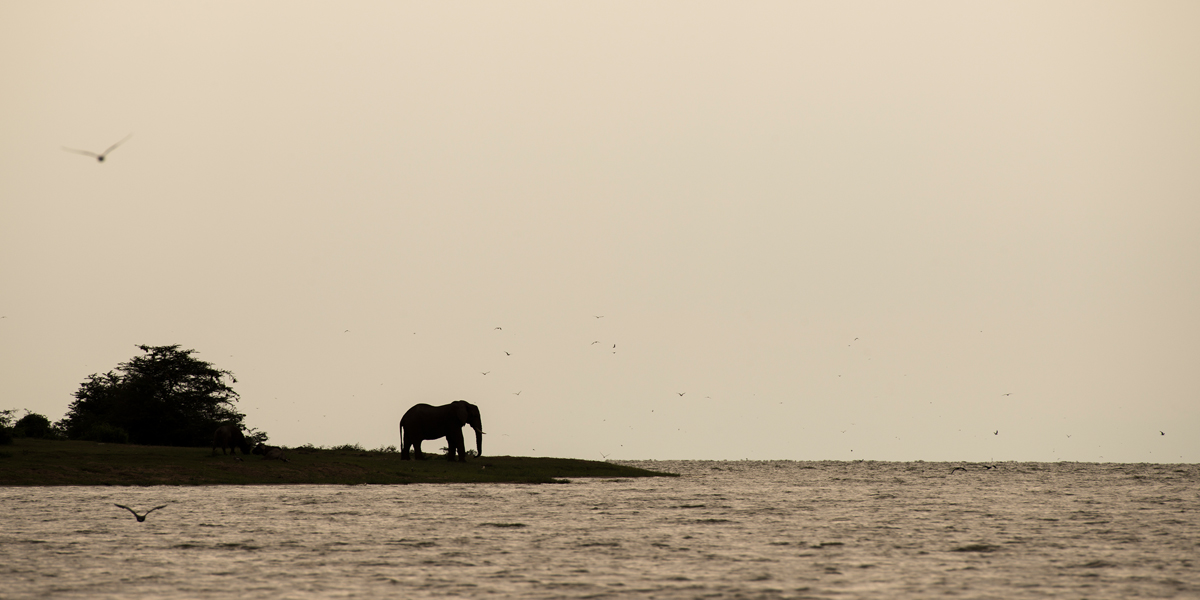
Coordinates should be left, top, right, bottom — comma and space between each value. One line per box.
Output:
212, 424, 251, 455
399, 400, 483, 461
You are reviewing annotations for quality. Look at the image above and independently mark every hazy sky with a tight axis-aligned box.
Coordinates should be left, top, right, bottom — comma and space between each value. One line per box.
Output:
2, 2, 1197, 462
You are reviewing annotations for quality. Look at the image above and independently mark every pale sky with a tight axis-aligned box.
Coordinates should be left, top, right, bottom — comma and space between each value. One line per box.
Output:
2, 1, 1197, 462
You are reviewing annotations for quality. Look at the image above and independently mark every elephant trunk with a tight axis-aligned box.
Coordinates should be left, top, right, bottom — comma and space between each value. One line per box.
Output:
474, 424, 483, 458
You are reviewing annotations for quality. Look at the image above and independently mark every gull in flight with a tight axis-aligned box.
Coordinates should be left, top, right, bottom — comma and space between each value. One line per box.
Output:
63, 134, 132, 162
114, 503, 167, 522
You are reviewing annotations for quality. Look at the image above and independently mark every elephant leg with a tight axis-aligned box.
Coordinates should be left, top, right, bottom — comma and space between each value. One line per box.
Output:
413, 440, 424, 460
447, 429, 466, 462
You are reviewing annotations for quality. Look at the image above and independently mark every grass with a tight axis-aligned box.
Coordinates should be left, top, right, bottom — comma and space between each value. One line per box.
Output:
0, 438, 675, 486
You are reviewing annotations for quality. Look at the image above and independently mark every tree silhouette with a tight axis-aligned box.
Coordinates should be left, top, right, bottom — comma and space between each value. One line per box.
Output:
59, 345, 245, 446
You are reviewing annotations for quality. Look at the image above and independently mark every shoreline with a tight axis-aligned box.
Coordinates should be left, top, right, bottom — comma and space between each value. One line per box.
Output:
0, 438, 675, 486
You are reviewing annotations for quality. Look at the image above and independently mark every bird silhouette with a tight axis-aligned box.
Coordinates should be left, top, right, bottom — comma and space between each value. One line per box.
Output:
951, 467, 967, 474
1161, 431, 1165, 436
994, 430, 999, 435
114, 503, 166, 522
677, 392, 686, 397
63, 134, 132, 162
481, 371, 490, 375
1002, 393, 1012, 396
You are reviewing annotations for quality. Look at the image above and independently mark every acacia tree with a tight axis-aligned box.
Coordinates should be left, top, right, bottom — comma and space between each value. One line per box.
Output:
59, 345, 246, 446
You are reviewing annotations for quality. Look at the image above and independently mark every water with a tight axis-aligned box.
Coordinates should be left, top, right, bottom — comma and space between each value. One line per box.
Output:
2, 461, 1197, 599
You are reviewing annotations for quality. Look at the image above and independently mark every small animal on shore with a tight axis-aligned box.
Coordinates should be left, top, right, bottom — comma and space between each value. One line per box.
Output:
114, 503, 166, 522
62, 134, 132, 162
950, 467, 967, 474
253, 444, 289, 462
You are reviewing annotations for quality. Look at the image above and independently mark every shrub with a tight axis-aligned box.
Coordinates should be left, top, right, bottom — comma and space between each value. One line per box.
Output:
59, 344, 246, 447
86, 423, 130, 444
14, 412, 52, 439
0, 409, 14, 445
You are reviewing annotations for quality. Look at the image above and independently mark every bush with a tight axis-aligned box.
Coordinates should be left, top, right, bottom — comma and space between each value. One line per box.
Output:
0, 409, 14, 445
14, 412, 52, 439
244, 427, 269, 448
85, 423, 130, 444
440, 446, 478, 459
58, 345, 250, 447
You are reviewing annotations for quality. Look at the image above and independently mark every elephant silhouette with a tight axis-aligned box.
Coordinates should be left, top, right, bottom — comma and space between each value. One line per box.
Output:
399, 400, 483, 461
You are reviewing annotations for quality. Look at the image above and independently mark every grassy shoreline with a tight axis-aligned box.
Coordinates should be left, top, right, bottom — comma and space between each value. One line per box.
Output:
0, 439, 675, 485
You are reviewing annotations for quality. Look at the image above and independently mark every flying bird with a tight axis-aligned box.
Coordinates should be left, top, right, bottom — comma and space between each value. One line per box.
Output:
494, 327, 502, 330
481, 371, 490, 375
114, 503, 166, 522
677, 392, 686, 397
1002, 393, 1012, 396
504, 351, 511, 356
1161, 431, 1165, 436
994, 430, 999, 435
512, 391, 521, 395
951, 467, 967, 474
63, 134, 132, 162
594, 315, 604, 319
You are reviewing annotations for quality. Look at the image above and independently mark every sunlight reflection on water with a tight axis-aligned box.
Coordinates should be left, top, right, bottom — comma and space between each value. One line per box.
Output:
2, 461, 1197, 599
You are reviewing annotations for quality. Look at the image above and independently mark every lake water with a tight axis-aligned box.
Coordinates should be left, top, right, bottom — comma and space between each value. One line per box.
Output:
2, 461, 1197, 599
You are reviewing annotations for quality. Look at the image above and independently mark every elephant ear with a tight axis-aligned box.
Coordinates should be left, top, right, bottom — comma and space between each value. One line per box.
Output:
454, 401, 470, 425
